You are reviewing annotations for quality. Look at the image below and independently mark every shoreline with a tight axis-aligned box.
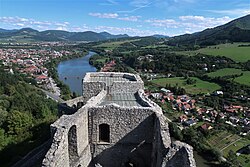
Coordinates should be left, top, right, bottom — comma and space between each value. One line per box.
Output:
45, 50, 88, 100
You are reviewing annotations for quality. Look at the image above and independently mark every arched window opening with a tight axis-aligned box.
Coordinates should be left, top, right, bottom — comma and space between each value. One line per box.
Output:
99, 124, 110, 143
68, 125, 78, 165
77, 102, 84, 109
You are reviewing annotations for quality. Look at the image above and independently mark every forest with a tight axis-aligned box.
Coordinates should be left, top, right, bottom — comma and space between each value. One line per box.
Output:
0, 66, 58, 166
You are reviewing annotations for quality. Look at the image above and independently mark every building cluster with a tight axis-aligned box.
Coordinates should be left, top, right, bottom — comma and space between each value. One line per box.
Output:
147, 88, 250, 135
100, 60, 116, 72
0, 47, 72, 92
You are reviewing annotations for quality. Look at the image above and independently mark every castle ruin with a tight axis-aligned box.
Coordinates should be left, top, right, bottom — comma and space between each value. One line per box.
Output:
42, 72, 196, 167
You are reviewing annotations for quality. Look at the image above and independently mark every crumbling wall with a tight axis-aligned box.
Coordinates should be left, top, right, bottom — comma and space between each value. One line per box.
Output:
151, 113, 171, 167
42, 90, 106, 167
42, 72, 196, 167
83, 82, 106, 99
88, 104, 156, 167
164, 141, 196, 167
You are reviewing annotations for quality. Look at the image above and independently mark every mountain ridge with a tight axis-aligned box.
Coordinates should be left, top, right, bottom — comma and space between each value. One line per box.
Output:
168, 14, 250, 46
0, 28, 129, 42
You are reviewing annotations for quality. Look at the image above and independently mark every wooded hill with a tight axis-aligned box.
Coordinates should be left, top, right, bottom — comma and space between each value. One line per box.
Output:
168, 14, 250, 46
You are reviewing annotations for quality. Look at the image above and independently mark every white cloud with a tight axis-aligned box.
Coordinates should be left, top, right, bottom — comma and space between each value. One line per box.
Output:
89, 12, 141, 22
56, 26, 68, 31
93, 25, 169, 36
145, 18, 179, 28
89, 13, 119, 18
207, 9, 250, 16
0, 16, 70, 31
146, 15, 233, 33
179, 15, 206, 21
118, 16, 141, 22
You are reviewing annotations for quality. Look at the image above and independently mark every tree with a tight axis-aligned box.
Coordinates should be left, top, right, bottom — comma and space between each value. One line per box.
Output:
169, 122, 183, 140
227, 150, 239, 166
6, 110, 33, 138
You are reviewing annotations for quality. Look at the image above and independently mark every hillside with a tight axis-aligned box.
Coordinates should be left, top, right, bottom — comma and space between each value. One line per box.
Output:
0, 28, 129, 42
168, 14, 250, 46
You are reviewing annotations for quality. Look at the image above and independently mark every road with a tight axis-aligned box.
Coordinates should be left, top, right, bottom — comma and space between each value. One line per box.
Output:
41, 89, 64, 103
48, 77, 60, 97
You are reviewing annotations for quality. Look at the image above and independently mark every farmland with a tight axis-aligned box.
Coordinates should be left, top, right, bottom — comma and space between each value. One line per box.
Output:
207, 68, 250, 86
207, 68, 244, 78
94, 39, 139, 50
208, 131, 250, 167
176, 43, 250, 62
234, 71, 250, 86
151, 77, 221, 95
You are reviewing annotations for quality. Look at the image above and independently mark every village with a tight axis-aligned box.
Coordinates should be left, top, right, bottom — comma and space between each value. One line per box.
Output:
146, 87, 250, 135
0, 44, 76, 96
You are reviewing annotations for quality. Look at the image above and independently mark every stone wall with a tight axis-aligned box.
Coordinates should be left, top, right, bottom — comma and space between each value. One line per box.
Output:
42, 90, 106, 167
164, 141, 196, 167
42, 72, 196, 167
83, 81, 106, 99
88, 104, 156, 167
83, 72, 144, 95
151, 113, 171, 167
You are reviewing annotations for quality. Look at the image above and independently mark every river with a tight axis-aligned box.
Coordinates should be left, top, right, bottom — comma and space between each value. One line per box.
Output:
57, 51, 212, 166
57, 51, 97, 95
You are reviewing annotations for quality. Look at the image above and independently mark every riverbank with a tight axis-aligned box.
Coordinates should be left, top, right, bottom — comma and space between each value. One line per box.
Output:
45, 50, 88, 100
57, 51, 97, 95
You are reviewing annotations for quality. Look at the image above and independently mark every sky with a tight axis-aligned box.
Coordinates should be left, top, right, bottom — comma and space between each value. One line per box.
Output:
0, 0, 250, 36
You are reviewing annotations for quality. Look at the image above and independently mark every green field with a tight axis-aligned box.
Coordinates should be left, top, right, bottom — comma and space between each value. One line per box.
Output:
95, 58, 108, 63
94, 39, 139, 50
222, 138, 250, 167
207, 131, 250, 167
207, 68, 250, 86
234, 71, 250, 86
151, 77, 221, 95
207, 131, 241, 150
176, 43, 250, 62
207, 68, 244, 77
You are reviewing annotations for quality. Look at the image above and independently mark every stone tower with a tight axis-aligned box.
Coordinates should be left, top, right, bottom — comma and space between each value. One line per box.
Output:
42, 72, 196, 167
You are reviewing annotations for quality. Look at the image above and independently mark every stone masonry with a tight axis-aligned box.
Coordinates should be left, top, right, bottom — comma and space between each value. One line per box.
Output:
42, 72, 196, 167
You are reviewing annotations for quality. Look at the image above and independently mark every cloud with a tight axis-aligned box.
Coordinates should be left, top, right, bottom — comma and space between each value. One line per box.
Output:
88, 13, 119, 19
89, 12, 141, 22
118, 0, 153, 13
93, 25, 169, 36
130, 0, 150, 7
145, 18, 179, 28
146, 15, 233, 33
99, 0, 119, 6
118, 16, 141, 22
0, 16, 70, 31
207, 9, 250, 16
56, 26, 68, 31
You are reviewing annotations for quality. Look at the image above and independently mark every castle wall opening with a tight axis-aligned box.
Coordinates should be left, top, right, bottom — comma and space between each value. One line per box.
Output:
68, 125, 78, 166
99, 124, 110, 143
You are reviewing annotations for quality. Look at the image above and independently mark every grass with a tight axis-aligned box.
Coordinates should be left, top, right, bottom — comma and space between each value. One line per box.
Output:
207, 131, 241, 151
222, 138, 250, 167
234, 71, 250, 86
151, 77, 221, 95
94, 39, 140, 50
176, 43, 250, 62
206, 68, 250, 86
95, 58, 108, 63
207, 68, 244, 78
207, 131, 250, 167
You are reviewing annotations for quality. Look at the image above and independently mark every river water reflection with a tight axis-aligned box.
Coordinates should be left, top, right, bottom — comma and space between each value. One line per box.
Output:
57, 51, 96, 95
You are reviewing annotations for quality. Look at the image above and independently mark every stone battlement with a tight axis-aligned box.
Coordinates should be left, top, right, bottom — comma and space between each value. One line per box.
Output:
42, 72, 196, 167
